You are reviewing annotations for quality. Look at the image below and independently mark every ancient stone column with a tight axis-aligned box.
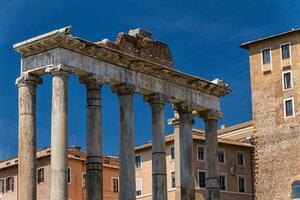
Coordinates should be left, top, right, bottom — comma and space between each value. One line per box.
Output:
144, 94, 168, 200
48, 67, 70, 200
112, 83, 136, 200
16, 73, 42, 200
174, 103, 195, 200
80, 76, 103, 200
200, 110, 222, 200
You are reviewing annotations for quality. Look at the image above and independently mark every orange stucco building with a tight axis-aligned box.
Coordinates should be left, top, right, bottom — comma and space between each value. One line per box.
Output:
0, 147, 119, 200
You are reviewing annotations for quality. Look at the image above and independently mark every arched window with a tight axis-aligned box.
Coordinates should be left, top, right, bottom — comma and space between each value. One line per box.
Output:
292, 181, 300, 199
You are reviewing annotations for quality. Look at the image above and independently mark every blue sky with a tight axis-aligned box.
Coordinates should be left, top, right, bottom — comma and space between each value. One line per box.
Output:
0, 0, 300, 159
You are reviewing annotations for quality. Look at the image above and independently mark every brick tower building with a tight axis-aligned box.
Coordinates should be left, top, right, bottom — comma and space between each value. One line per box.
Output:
241, 29, 300, 200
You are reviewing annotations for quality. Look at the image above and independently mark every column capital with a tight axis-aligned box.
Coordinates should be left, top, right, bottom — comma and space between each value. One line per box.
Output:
79, 74, 104, 89
174, 102, 195, 114
16, 72, 43, 87
199, 109, 223, 120
45, 64, 73, 77
144, 93, 169, 105
111, 83, 136, 95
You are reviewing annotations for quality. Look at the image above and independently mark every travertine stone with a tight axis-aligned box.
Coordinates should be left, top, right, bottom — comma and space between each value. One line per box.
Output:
112, 83, 136, 200
16, 73, 42, 200
49, 67, 70, 200
145, 93, 168, 200
200, 110, 222, 200
80, 75, 103, 200
174, 103, 195, 200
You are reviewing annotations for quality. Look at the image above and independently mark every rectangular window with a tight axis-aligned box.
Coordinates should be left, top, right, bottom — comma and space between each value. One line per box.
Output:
281, 43, 290, 60
0, 179, 4, 193
198, 171, 206, 188
68, 168, 71, 184
197, 146, 204, 161
262, 48, 271, 65
218, 150, 225, 163
170, 146, 175, 160
6, 177, 14, 192
237, 152, 245, 166
82, 173, 86, 188
171, 172, 175, 188
37, 168, 45, 184
238, 176, 246, 193
136, 179, 142, 196
283, 71, 292, 90
135, 155, 141, 169
284, 98, 295, 118
112, 178, 119, 192
219, 174, 227, 191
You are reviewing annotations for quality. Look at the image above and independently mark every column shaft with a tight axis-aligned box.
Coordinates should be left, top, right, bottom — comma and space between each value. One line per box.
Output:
50, 71, 69, 200
113, 84, 136, 200
85, 82, 103, 200
204, 118, 220, 200
17, 74, 41, 200
147, 94, 167, 200
175, 106, 195, 200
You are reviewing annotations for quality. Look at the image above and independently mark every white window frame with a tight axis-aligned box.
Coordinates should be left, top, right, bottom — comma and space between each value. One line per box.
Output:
68, 167, 71, 184
0, 178, 4, 194
282, 70, 293, 91
261, 47, 272, 72
284, 97, 295, 118
135, 154, 142, 169
170, 145, 175, 161
197, 170, 206, 189
136, 178, 142, 197
218, 149, 226, 164
280, 42, 292, 64
111, 177, 119, 193
237, 175, 247, 193
219, 173, 227, 191
197, 145, 205, 161
170, 171, 176, 189
82, 173, 86, 188
37, 167, 45, 184
236, 151, 245, 167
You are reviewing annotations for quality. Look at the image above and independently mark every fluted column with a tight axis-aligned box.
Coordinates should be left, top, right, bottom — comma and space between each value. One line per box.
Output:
112, 83, 136, 200
80, 76, 103, 200
48, 66, 70, 200
145, 93, 168, 200
200, 110, 222, 200
174, 103, 195, 200
16, 73, 42, 200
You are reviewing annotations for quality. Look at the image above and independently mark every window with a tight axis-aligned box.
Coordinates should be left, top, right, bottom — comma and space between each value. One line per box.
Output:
197, 146, 205, 161
136, 179, 142, 196
238, 176, 246, 193
82, 173, 86, 188
198, 171, 206, 188
171, 172, 175, 188
237, 152, 245, 166
283, 71, 293, 90
6, 177, 14, 192
219, 174, 227, 191
281, 43, 290, 60
284, 98, 295, 118
68, 168, 71, 184
0, 179, 4, 193
292, 181, 300, 200
170, 146, 175, 160
218, 150, 226, 163
37, 168, 45, 184
262, 48, 271, 65
112, 178, 119, 193
135, 155, 141, 169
